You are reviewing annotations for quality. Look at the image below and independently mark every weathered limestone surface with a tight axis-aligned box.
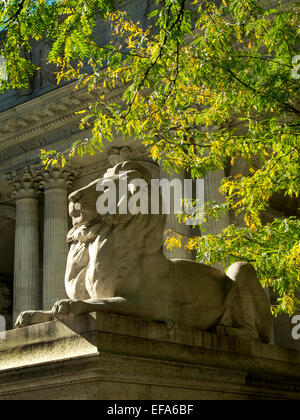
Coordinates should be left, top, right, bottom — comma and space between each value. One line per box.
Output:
16, 161, 271, 344
41, 167, 75, 309
0, 312, 300, 400
9, 169, 40, 323
204, 169, 231, 235
161, 168, 198, 261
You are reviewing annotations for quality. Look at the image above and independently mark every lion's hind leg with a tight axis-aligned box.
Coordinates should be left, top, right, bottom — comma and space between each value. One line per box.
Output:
218, 262, 272, 343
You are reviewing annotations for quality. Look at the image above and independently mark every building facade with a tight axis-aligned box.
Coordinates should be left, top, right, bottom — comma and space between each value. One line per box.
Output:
0, 0, 298, 351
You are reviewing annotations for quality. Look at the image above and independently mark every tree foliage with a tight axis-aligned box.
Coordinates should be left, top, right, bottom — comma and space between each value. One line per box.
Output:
0, 0, 299, 314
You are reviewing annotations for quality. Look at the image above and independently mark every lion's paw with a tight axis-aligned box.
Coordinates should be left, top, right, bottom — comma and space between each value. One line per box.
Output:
52, 299, 74, 318
15, 311, 53, 328
15, 311, 35, 329
52, 299, 87, 318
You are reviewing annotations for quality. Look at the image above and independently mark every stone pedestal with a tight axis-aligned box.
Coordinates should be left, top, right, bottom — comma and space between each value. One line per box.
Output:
41, 167, 74, 309
0, 313, 300, 400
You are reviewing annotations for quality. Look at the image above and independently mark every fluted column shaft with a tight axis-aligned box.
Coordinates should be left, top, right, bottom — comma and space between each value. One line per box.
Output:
204, 169, 230, 234
160, 169, 197, 260
42, 168, 74, 309
14, 196, 40, 321
8, 168, 41, 323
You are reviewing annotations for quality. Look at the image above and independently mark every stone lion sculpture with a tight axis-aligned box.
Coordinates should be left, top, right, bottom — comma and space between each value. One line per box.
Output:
16, 161, 271, 343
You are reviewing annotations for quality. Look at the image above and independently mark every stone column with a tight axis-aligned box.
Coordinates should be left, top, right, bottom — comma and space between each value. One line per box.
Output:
8, 168, 40, 323
160, 169, 198, 260
41, 167, 74, 310
204, 169, 231, 235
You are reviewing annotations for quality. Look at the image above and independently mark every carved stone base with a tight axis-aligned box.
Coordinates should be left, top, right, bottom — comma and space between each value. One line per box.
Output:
0, 313, 300, 400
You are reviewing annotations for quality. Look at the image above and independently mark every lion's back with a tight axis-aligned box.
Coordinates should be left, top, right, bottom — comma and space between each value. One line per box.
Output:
167, 259, 233, 329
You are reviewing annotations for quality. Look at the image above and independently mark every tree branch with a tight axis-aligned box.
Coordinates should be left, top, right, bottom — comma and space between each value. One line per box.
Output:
226, 67, 257, 93
2, 0, 25, 29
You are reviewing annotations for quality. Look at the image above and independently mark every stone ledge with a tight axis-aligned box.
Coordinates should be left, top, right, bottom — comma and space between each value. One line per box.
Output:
0, 312, 300, 400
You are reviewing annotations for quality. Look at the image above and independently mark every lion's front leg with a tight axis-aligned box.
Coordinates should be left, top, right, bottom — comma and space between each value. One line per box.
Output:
51, 299, 89, 318
51, 297, 128, 319
15, 311, 53, 329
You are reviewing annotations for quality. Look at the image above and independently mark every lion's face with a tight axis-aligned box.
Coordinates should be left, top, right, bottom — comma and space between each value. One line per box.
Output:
69, 161, 155, 228
68, 161, 166, 254
68, 179, 101, 228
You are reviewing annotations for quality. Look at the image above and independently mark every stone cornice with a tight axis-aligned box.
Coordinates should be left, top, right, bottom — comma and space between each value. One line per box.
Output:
0, 82, 125, 152
0, 111, 79, 151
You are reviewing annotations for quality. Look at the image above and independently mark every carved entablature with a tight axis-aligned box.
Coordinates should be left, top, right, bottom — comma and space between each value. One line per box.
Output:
0, 83, 124, 154
107, 146, 132, 166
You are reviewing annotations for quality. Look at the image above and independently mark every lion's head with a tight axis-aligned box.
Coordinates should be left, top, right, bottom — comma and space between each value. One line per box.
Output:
68, 161, 166, 255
